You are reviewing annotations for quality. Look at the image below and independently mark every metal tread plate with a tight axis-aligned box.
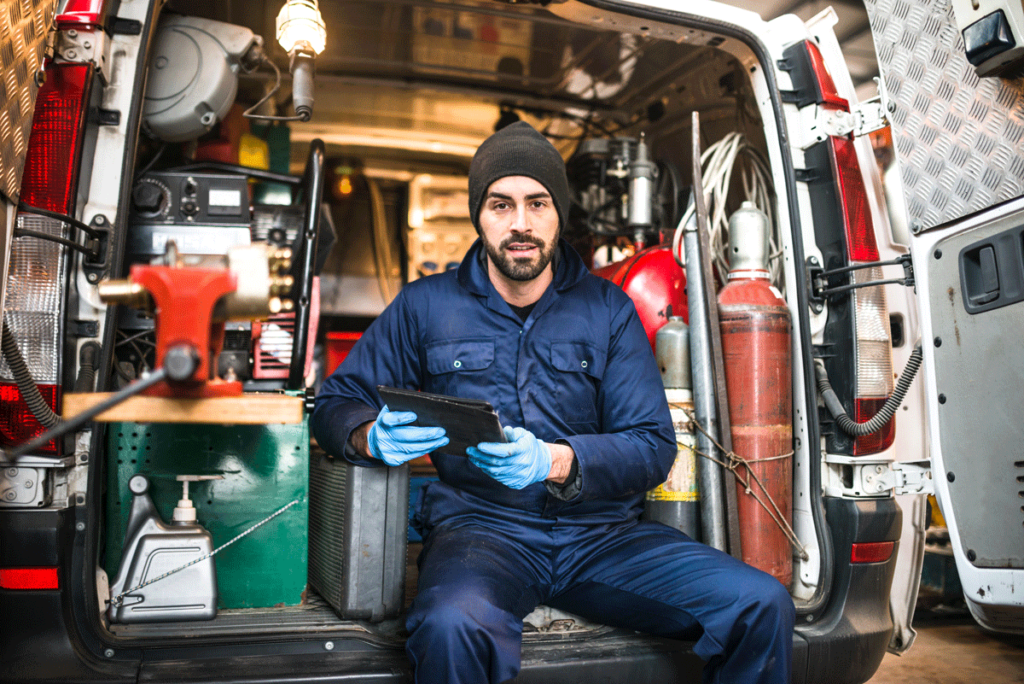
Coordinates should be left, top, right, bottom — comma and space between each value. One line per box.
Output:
866, 0, 1024, 232
0, 0, 58, 204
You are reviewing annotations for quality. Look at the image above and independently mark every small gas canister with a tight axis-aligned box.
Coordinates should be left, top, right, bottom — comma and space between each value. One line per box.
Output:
644, 317, 701, 539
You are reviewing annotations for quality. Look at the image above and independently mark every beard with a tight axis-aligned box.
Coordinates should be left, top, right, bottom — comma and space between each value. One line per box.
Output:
482, 230, 557, 282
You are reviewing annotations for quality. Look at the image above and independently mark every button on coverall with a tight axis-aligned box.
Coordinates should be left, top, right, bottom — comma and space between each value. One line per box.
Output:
313, 239, 794, 684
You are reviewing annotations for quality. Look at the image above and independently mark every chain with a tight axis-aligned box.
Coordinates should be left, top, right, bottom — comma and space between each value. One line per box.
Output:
678, 407, 809, 561
109, 498, 302, 608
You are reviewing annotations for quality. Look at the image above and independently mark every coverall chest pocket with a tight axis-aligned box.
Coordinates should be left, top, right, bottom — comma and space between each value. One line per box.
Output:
425, 339, 495, 395
550, 341, 605, 427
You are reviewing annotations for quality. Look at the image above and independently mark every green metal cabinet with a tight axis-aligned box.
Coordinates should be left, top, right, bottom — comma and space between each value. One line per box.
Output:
103, 417, 309, 610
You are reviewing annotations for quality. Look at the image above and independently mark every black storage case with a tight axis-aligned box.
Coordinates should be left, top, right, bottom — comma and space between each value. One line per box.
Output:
307, 451, 409, 621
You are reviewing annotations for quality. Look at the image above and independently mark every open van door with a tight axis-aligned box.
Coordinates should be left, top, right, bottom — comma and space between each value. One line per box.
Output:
867, 0, 1024, 633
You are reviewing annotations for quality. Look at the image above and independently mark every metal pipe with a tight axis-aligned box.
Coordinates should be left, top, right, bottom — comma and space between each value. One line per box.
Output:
683, 222, 726, 552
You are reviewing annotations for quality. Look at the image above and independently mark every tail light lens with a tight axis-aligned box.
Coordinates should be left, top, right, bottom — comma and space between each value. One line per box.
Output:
0, 63, 93, 454
796, 33, 896, 456
56, 0, 107, 29
19, 63, 92, 213
802, 39, 850, 111
828, 136, 896, 455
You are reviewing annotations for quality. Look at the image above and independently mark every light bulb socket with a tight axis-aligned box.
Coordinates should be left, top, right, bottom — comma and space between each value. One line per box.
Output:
290, 49, 316, 121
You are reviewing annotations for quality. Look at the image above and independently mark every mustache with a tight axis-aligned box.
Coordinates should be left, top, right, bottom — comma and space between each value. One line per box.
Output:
500, 232, 545, 250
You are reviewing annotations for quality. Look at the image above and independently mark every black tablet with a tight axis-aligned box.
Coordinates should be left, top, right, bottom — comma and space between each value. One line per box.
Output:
376, 386, 506, 456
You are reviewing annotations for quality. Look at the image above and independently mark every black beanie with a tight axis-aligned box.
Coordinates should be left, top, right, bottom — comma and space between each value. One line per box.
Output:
468, 121, 570, 234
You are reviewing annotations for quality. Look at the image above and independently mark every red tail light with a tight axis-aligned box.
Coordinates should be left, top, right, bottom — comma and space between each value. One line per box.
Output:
1, 62, 93, 455
831, 136, 879, 261
0, 385, 62, 454
827, 138, 895, 456
853, 398, 895, 455
56, 0, 107, 29
850, 541, 895, 564
0, 567, 60, 590
802, 40, 850, 112
20, 63, 93, 213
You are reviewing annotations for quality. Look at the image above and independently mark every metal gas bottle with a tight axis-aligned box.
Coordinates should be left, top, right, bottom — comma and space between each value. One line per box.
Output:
717, 202, 793, 586
107, 474, 218, 623
644, 317, 700, 539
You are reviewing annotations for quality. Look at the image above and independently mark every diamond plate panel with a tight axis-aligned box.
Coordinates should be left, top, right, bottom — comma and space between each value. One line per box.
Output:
0, 0, 59, 205
866, 0, 1024, 231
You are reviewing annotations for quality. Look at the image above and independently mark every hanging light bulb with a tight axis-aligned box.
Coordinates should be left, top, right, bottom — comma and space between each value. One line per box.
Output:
275, 0, 326, 121
276, 0, 326, 55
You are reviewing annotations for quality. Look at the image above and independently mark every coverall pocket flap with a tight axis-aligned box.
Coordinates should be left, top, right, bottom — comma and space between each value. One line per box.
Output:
426, 339, 495, 375
551, 341, 605, 379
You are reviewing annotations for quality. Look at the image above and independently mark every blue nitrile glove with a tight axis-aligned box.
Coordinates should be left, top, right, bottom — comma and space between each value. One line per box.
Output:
467, 426, 552, 490
366, 406, 449, 467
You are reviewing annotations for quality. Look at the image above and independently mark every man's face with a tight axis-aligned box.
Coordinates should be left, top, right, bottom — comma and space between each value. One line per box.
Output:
478, 175, 559, 283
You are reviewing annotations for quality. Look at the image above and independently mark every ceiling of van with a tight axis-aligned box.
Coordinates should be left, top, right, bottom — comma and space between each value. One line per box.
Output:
164, 0, 879, 167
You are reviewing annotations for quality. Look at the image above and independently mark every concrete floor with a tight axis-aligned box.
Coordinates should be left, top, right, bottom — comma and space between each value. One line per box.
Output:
869, 609, 1024, 683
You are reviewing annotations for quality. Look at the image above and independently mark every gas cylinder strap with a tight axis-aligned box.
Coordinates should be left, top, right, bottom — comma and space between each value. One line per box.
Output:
682, 410, 809, 561
108, 498, 302, 608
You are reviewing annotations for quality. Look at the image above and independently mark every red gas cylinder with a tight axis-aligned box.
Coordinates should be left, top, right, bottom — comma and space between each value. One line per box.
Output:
717, 202, 793, 587
592, 245, 687, 351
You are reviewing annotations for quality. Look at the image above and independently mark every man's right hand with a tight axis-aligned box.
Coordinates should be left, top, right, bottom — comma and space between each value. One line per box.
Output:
365, 406, 449, 466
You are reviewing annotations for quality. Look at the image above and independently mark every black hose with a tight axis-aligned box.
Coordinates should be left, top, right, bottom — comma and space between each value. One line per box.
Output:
815, 344, 923, 438
74, 342, 102, 393
1, 316, 64, 429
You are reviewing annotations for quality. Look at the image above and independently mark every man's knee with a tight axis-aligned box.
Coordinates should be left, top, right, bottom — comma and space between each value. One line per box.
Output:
409, 588, 518, 641
740, 570, 795, 632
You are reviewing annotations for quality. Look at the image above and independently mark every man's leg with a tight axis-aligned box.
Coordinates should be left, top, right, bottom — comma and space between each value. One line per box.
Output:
406, 523, 549, 684
547, 520, 795, 684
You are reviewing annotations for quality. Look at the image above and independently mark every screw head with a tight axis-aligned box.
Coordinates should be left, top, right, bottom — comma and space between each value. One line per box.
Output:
324, 641, 334, 651
87, 272, 99, 283
76, 522, 86, 531
104, 649, 114, 658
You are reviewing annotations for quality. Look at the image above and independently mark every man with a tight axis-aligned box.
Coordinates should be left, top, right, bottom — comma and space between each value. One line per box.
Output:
312, 121, 794, 684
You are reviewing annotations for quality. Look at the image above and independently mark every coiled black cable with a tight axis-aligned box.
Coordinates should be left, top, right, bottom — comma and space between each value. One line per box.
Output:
815, 344, 923, 437
1, 315, 64, 429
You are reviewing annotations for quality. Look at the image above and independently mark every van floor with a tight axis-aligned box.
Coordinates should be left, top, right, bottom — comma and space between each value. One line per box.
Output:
105, 544, 426, 639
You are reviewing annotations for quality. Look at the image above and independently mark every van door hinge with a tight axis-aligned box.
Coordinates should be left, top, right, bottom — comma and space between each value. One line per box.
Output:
801, 98, 889, 149
824, 456, 933, 498
849, 97, 889, 138
891, 460, 934, 496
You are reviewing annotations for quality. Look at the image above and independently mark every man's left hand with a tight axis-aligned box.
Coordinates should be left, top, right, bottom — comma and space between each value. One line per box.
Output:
468, 426, 552, 489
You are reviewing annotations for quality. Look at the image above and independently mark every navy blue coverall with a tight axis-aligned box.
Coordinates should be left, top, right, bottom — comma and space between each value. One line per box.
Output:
313, 239, 794, 684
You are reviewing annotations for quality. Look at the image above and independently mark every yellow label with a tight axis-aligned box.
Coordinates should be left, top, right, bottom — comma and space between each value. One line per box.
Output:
646, 440, 700, 502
